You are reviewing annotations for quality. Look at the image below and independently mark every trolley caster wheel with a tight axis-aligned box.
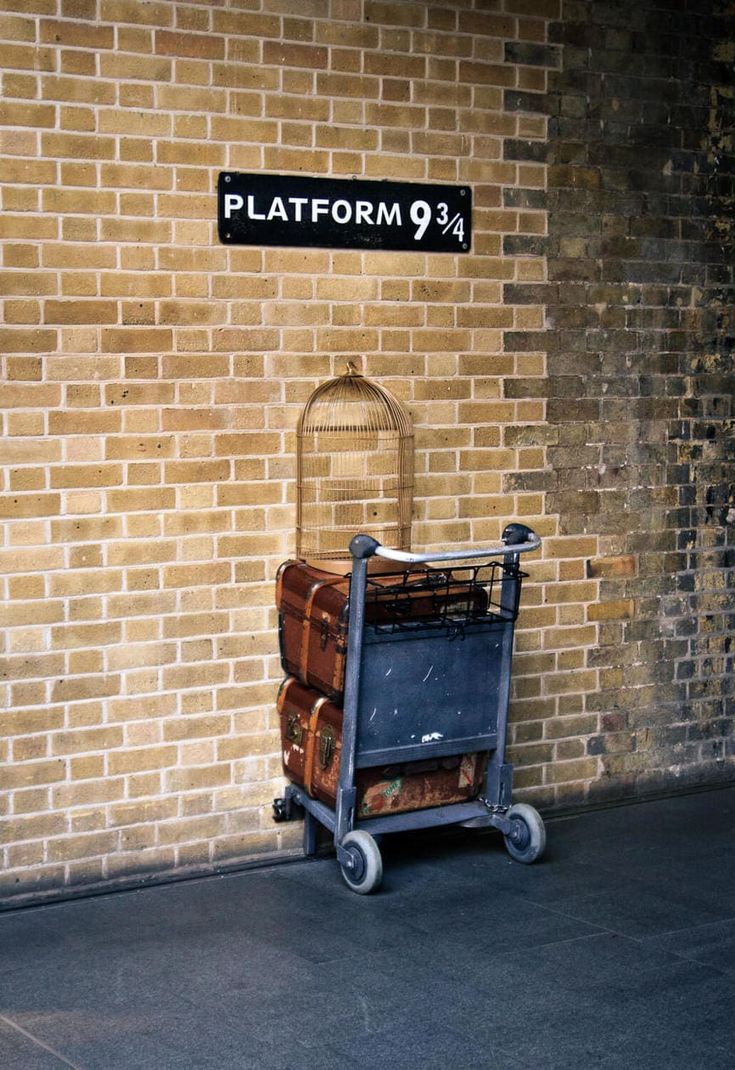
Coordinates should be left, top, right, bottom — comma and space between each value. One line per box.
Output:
339, 831, 383, 895
503, 804, 546, 864
272, 797, 291, 823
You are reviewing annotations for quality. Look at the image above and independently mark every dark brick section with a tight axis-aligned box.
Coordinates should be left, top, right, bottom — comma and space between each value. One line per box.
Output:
504, 41, 562, 69
503, 138, 550, 163
506, 0, 735, 807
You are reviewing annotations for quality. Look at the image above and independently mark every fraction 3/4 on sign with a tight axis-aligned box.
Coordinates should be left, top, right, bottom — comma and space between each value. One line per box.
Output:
409, 200, 465, 244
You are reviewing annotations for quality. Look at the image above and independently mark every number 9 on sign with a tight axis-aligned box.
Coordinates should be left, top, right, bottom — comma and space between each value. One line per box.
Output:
409, 199, 432, 241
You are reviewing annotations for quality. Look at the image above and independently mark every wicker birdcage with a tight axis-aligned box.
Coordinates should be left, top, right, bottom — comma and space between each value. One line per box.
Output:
296, 363, 414, 569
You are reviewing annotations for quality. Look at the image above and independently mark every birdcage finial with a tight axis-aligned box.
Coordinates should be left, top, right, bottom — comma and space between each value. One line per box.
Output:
345, 360, 360, 376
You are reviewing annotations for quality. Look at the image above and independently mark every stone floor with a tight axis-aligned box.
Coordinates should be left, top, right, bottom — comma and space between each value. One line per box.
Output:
1, 785, 735, 1069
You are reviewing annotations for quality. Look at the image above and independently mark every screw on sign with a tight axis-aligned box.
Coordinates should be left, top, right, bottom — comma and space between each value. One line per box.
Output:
217, 173, 472, 253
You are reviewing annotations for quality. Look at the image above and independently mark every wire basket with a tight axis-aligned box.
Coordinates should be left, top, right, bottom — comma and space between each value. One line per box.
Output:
363, 560, 526, 634
296, 363, 414, 565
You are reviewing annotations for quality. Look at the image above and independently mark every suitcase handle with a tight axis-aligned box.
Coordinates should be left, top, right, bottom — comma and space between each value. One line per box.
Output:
349, 524, 540, 564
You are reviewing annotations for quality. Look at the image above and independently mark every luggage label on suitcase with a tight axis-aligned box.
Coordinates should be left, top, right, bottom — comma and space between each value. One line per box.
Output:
277, 677, 485, 817
356, 751, 483, 818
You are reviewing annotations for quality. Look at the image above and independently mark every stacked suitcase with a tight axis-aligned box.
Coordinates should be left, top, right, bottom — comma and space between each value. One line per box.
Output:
275, 560, 488, 818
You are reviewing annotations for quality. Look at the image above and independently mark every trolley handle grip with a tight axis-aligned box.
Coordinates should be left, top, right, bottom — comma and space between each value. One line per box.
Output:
349, 524, 540, 564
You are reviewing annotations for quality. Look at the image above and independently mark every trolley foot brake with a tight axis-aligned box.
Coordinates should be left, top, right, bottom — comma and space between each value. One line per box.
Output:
272, 796, 297, 823
463, 800, 546, 864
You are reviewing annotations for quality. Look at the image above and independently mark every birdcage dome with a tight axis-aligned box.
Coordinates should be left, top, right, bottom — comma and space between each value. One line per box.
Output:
296, 363, 414, 568
299, 363, 413, 436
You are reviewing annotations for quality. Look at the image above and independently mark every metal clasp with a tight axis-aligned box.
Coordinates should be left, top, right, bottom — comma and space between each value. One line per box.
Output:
319, 725, 336, 769
286, 715, 304, 746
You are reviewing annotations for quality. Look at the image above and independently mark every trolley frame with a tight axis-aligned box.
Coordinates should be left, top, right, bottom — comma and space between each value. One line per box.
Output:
277, 523, 542, 884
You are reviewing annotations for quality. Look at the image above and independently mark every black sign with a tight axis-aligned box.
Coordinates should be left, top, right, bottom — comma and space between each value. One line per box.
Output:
218, 173, 471, 253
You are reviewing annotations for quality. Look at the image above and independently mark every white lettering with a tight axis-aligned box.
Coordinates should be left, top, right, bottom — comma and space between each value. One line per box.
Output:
355, 201, 374, 225
376, 201, 401, 226
267, 196, 288, 221
331, 199, 352, 224
247, 195, 266, 221
223, 194, 244, 219
311, 199, 330, 222
410, 199, 431, 240
288, 197, 308, 222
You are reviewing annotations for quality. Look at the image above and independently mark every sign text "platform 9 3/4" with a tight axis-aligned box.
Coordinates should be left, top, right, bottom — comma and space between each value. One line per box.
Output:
218, 173, 472, 254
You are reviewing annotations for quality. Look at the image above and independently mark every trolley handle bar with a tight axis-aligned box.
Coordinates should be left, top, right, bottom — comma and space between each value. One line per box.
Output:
350, 524, 540, 565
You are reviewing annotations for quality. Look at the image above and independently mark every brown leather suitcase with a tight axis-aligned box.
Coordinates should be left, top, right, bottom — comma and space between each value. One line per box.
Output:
277, 676, 485, 817
276, 559, 488, 701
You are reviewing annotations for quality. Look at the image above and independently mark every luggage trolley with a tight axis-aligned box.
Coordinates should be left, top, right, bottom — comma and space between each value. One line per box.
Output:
273, 523, 544, 893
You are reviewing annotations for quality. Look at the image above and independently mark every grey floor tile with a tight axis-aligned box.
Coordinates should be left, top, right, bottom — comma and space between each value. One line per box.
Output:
329, 1018, 526, 1070
450, 960, 734, 1070
0, 1020, 73, 1070
533, 880, 733, 939
642, 917, 735, 973
4, 1007, 296, 1070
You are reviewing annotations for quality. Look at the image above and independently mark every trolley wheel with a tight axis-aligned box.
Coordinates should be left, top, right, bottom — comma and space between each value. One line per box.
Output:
503, 804, 546, 864
339, 831, 383, 895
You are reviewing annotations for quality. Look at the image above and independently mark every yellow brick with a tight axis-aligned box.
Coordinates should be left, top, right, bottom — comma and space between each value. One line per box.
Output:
107, 745, 178, 776
49, 464, 123, 489
46, 831, 118, 863
7, 842, 46, 867
106, 540, 176, 567
543, 626, 598, 650
543, 671, 598, 696
12, 735, 49, 761
165, 764, 231, 791
162, 612, 229, 639
544, 536, 601, 559
124, 616, 161, 642
545, 759, 600, 785
9, 786, 52, 815
0, 492, 61, 519
108, 694, 177, 723
587, 555, 637, 579
4, 759, 65, 790
221, 679, 278, 711
163, 715, 230, 742
162, 663, 229, 691
124, 721, 162, 747
69, 755, 106, 780
2, 813, 66, 843
587, 599, 635, 622
545, 581, 599, 605
8, 271, 42, 314
50, 675, 121, 703
101, 328, 173, 352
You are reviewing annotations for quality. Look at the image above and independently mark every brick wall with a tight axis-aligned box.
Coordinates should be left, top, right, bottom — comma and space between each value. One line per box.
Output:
1, 0, 732, 905
540, 0, 735, 800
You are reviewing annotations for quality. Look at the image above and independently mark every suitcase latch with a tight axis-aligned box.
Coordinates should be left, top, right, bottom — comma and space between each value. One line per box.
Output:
319, 616, 330, 650
319, 725, 336, 769
286, 715, 303, 746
